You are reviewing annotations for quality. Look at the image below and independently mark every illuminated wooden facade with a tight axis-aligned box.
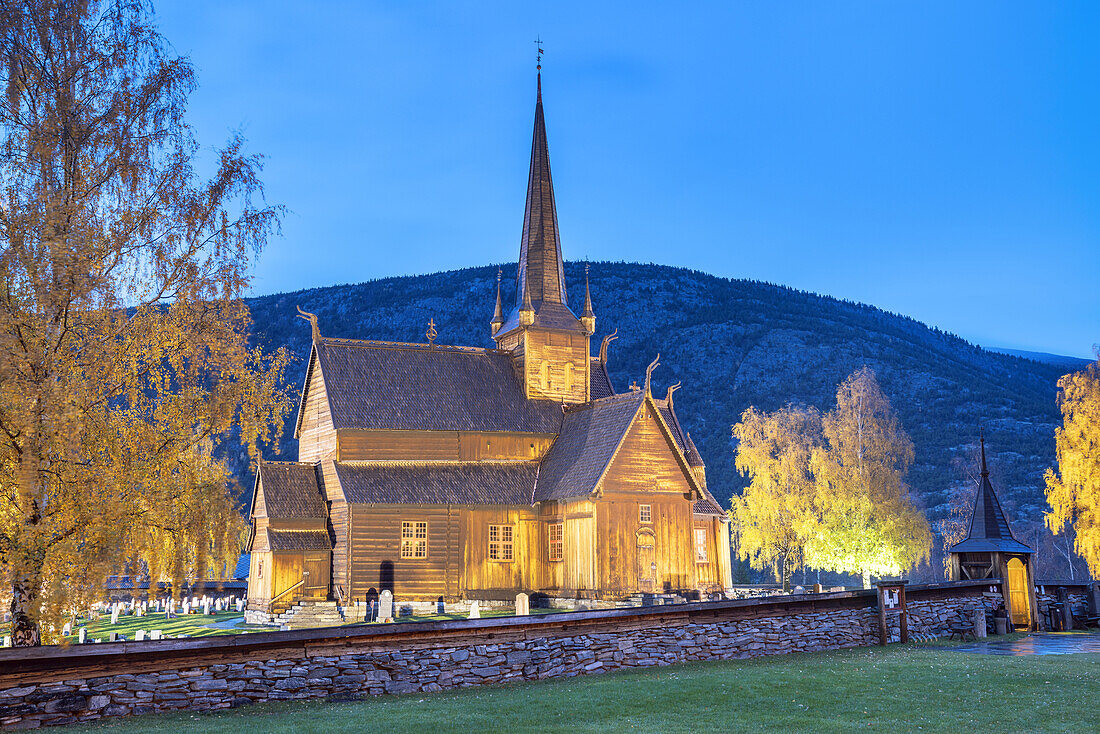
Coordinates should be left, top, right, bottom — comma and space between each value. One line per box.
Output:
247, 73, 732, 611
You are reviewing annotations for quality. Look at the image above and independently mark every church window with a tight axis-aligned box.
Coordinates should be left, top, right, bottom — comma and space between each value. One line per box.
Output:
539, 362, 550, 391
639, 504, 652, 524
401, 521, 428, 559
564, 362, 575, 392
694, 528, 708, 563
548, 522, 563, 561
489, 524, 514, 561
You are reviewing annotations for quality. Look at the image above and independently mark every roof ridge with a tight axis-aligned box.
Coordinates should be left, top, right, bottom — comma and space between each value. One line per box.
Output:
321, 336, 507, 356
566, 390, 643, 413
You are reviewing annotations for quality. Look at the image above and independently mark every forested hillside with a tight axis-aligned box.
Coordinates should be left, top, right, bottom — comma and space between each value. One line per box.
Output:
235, 261, 1073, 528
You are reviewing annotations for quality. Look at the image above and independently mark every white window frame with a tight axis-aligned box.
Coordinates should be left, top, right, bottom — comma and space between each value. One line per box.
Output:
489, 524, 514, 562
401, 521, 428, 559
694, 528, 708, 563
548, 521, 564, 562
639, 504, 652, 524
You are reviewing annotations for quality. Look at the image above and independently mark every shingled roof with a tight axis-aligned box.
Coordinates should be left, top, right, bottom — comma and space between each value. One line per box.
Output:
335, 462, 539, 505
535, 391, 645, 501
590, 359, 615, 400
655, 401, 724, 516
256, 462, 325, 519
313, 339, 564, 434
266, 528, 332, 552
950, 436, 1033, 555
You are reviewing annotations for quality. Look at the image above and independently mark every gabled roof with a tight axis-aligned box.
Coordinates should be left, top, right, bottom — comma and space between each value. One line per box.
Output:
950, 436, 1033, 555
654, 400, 724, 516
256, 462, 326, 519
535, 391, 646, 502
335, 462, 539, 506
308, 338, 564, 434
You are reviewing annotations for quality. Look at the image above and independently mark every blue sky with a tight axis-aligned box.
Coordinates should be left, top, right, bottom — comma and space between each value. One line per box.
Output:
158, 2, 1099, 358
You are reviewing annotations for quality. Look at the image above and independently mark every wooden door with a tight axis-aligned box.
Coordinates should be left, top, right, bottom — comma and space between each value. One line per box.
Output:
303, 552, 330, 599
1007, 557, 1030, 628
637, 530, 656, 594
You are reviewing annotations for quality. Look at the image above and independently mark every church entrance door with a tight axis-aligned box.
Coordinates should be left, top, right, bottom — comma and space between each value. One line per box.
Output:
637, 529, 656, 594
1006, 557, 1031, 628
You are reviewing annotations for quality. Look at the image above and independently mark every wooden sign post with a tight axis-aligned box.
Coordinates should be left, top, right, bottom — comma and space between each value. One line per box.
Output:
875, 580, 909, 646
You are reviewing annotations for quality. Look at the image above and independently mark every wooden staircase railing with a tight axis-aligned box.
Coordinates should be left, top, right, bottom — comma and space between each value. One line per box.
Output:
269, 579, 305, 615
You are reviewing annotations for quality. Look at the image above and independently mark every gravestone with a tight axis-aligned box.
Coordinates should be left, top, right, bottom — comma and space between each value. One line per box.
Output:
150, 630, 162, 640
378, 590, 394, 622
468, 600, 480, 619
62, 622, 72, 637
78, 628, 87, 644
182, 600, 190, 615
2, 636, 8, 647
236, 599, 245, 613
110, 606, 120, 625
135, 630, 146, 641
202, 599, 210, 616
108, 632, 120, 642
792, 586, 805, 595
813, 583, 823, 594
515, 593, 530, 616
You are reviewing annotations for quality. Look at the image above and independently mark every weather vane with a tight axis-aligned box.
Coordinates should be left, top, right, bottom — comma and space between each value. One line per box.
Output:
534, 36, 544, 71
426, 318, 438, 347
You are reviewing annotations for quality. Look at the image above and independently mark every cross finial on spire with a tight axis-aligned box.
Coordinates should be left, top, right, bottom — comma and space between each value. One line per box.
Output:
535, 36, 544, 70
426, 318, 438, 347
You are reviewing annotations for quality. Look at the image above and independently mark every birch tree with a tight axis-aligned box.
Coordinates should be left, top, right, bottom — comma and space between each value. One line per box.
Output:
808, 368, 932, 588
1045, 357, 1100, 577
731, 405, 821, 591
0, 1, 292, 645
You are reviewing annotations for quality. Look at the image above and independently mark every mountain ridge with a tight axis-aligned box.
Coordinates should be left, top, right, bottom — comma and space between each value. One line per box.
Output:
236, 261, 1074, 529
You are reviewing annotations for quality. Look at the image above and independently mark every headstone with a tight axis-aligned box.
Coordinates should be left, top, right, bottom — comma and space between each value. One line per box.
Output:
62, 621, 72, 637
110, 606, 120, 625
813, 583, 823, 594
78, 628, 87, 644
182, 600, 190, 615
792, 586, 805, 595
236, 600, 244, 613
135, 630, 146, 641
150, 630, 162, 640
515, 592, 530, 616
108, 632, 120, 642
378, 590, 394, 621
202, 598, 210, 616
972, 607, 987, 639
468, 600, 480, 619
2, 636, 9, 647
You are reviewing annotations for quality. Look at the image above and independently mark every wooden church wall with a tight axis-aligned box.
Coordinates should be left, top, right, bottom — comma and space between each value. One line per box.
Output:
596, 405, 699, 593
298, 359, 336, 462
346, 504, 462, 600
336, 430, 555, 462
560, 500, 598, 595
462, 506, 541, 598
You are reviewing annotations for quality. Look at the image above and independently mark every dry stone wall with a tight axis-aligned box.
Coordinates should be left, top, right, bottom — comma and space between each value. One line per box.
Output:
0, 582, 1001, 730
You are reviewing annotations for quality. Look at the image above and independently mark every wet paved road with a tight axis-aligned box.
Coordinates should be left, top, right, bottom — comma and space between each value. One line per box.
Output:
946, 632, 1100, 656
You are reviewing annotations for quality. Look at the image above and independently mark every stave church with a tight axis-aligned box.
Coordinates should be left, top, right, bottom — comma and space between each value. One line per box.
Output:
246, 71, 733, 615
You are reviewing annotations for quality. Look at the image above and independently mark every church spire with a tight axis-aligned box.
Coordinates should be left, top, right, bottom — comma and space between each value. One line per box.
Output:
581, 263, 595, 335
980, 427, 989, 479
490, 268, 504, 336
515, 68, 567, 310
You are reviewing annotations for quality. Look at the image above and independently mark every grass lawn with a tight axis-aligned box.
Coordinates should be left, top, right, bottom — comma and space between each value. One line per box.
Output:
56, 612, 267, 642
68, 640, 1100, 733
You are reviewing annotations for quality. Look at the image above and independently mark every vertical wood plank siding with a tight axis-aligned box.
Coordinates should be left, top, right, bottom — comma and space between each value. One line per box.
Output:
298, 360, 336, 462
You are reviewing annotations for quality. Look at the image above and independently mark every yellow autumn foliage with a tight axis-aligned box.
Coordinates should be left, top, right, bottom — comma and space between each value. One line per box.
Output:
1045, 358, 1100, 577
0, 1, 293, 645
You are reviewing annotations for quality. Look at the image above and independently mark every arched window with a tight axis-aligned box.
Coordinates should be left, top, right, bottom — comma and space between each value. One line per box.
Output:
539, 361, 550, 391
564, 362, 576, 392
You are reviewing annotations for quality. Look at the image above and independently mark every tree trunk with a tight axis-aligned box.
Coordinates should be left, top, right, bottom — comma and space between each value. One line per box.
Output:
10, 575, 42, 647
13, 426, 44, 647
780, 552, 791, 593
862, 571, 871, 590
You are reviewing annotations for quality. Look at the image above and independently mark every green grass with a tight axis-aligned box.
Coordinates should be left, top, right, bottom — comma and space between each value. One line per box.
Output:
68, 640, 1100, 733
58, 612, 267, 642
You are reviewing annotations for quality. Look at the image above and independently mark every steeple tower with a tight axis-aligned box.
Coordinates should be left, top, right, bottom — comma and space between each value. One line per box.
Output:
515, 70, 570, 311
493, 65, 590, 404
